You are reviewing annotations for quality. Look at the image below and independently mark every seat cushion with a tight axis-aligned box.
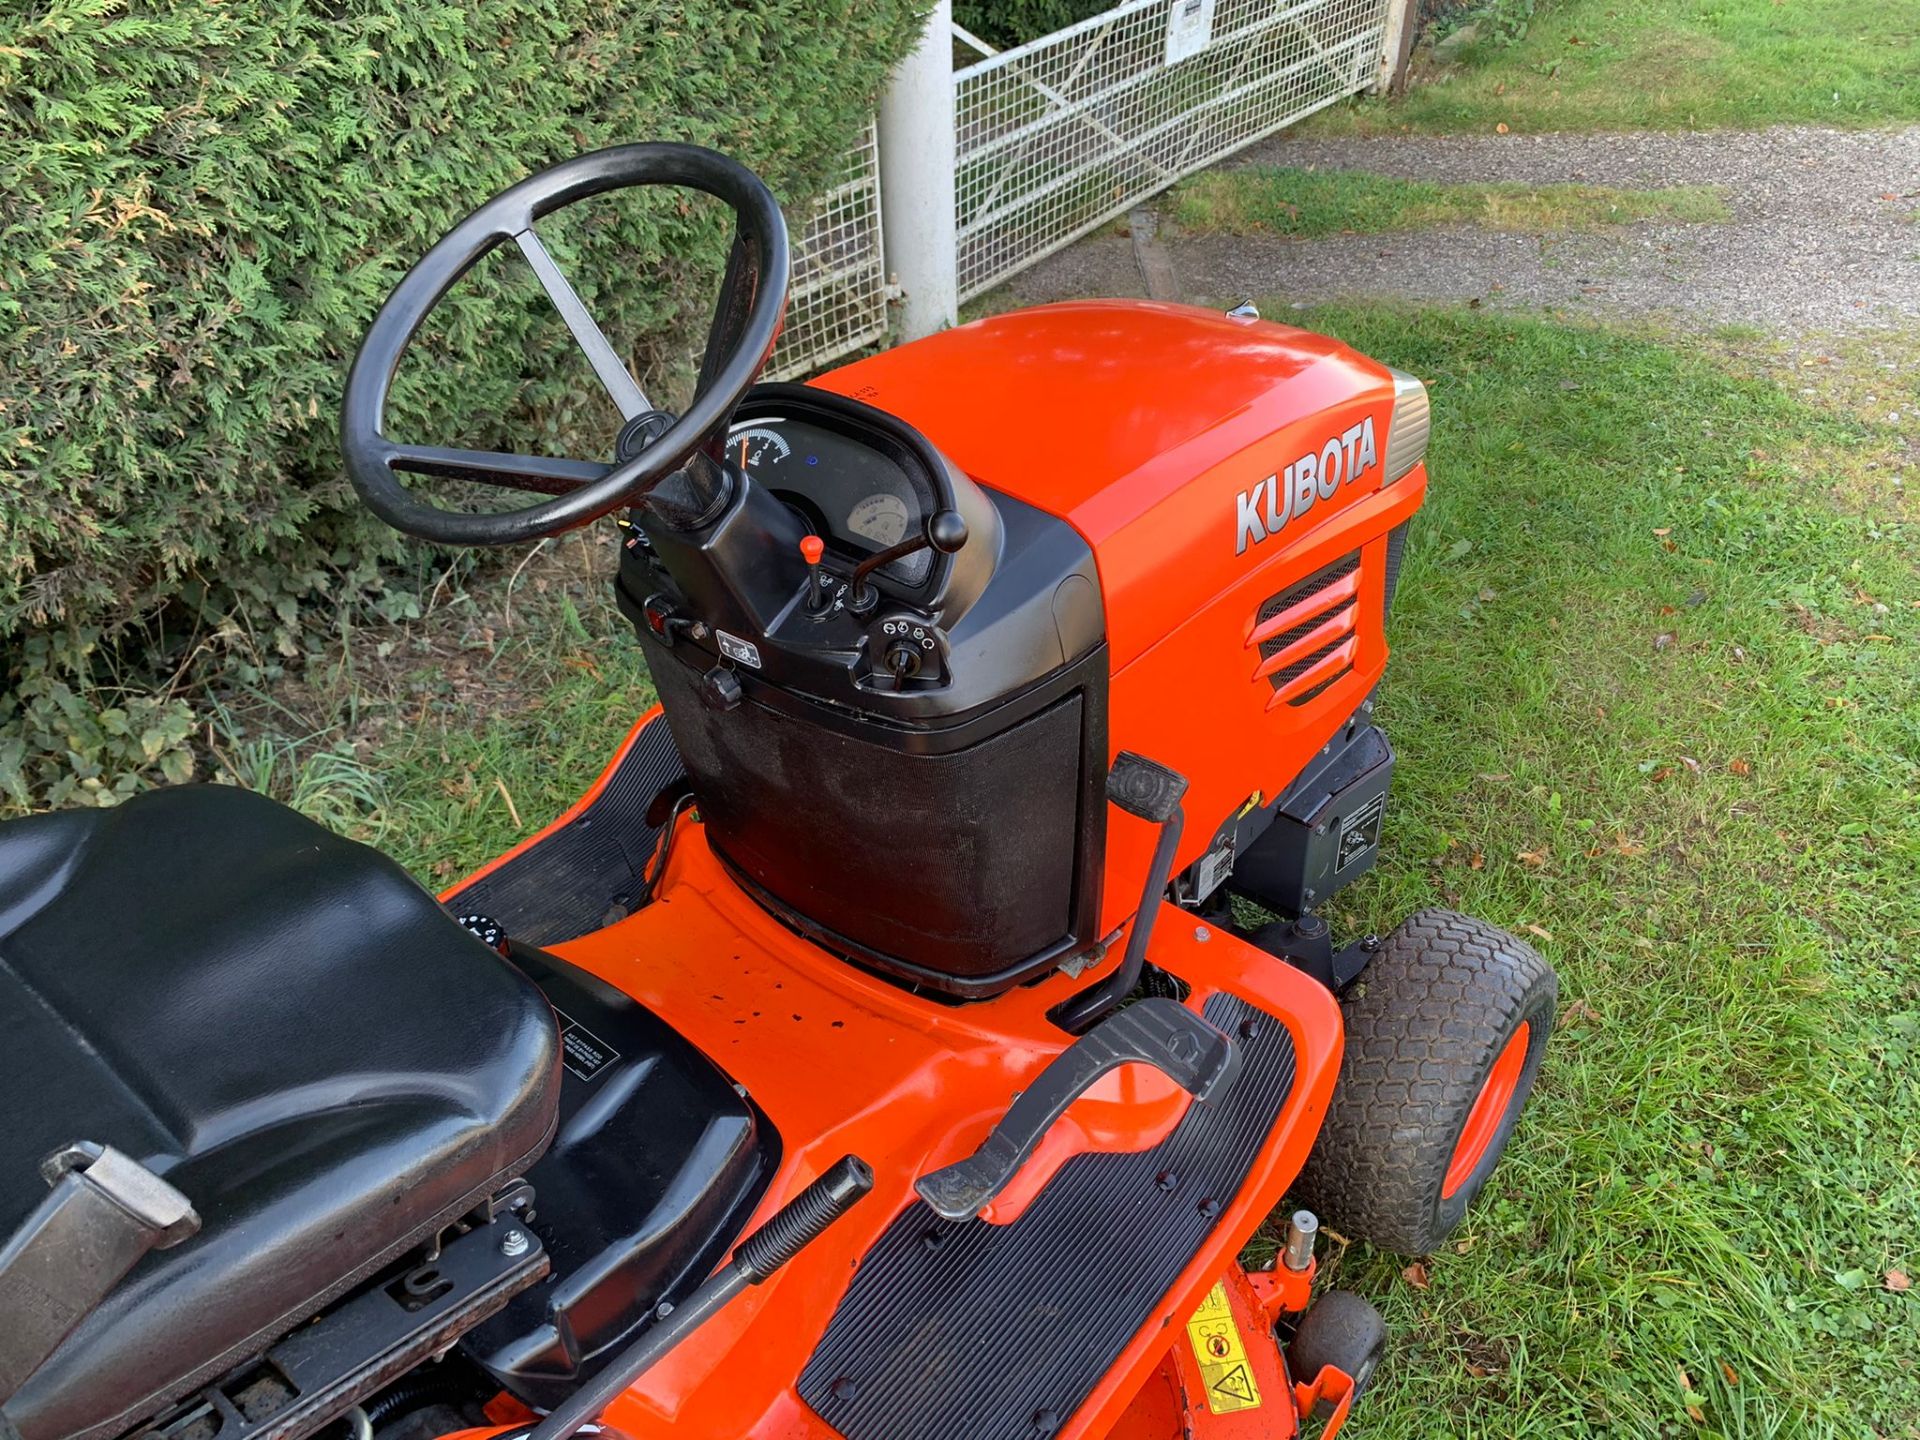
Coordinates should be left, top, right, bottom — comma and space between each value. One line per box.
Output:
0, 786, 562, 1440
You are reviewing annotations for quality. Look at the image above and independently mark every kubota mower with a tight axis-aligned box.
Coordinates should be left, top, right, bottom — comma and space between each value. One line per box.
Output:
0, 145, 1557, 1440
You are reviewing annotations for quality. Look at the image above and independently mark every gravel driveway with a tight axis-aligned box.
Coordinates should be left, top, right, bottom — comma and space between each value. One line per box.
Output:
1004, 124, 1920, 336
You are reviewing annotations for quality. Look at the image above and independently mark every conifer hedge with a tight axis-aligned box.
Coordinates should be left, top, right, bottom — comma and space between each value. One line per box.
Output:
0, 0, 925, 807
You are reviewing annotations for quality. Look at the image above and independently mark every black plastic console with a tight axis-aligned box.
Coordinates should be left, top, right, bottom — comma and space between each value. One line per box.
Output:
617, 390, 1114, 998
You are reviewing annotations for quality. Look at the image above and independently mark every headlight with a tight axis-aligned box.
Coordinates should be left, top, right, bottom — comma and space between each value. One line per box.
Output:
1381, 368, 1430, 484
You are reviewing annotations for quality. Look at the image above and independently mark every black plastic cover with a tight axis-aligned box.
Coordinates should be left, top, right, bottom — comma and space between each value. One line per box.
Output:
641, 633, 1107, 996
461, 948, 776, 1407
1234, 724, 1394, 916
448, 715, 688, 947
0, 786, 562, 1440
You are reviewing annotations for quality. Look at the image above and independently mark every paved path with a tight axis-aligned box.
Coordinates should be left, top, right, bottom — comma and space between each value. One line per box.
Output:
1003, 125, 1920, 336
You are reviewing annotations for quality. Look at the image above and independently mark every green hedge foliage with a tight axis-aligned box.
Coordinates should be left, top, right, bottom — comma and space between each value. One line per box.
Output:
0, 0, 926, 808
952, 0, 1115, 50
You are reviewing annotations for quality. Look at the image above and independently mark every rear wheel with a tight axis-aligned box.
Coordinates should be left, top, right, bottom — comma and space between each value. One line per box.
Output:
1293, 909, 1556, 1255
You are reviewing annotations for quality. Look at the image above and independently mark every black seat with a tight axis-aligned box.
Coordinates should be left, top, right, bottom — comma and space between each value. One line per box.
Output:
0, 786, 562, 1440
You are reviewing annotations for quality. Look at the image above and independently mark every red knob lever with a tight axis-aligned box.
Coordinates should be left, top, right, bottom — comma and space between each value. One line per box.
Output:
799, 535, 828, 612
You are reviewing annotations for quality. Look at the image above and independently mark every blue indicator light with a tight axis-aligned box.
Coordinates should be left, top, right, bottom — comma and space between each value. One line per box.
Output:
806, 455, 819, 466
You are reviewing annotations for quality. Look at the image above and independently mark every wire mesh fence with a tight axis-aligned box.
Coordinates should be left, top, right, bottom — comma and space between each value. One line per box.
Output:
768, 122, 890, 379
953, 0, 1391, 300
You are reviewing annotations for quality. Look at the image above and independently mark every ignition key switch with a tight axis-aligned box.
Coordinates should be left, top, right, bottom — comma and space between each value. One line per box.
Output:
867, 614, 946, 690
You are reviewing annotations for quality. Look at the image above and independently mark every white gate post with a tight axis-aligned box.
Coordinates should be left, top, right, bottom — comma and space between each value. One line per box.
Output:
878, 0, 959, 340
1372, 0, 1418, 93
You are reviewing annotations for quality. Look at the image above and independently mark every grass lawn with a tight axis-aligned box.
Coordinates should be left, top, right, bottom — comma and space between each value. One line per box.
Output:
1306, 0, 1920, 134
1167, 166, 1728, 236
1251, 305, 1920, 1435
258, 303, 1920, 1437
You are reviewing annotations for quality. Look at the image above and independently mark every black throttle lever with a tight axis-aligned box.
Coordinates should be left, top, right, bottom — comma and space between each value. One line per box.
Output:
526, 1155, 873, 1440
914, 999, 1242, 1222
847, 508, 968, 615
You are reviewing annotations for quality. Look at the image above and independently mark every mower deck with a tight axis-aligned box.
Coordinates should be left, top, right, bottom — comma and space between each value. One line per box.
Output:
444, 712, 1343, 1439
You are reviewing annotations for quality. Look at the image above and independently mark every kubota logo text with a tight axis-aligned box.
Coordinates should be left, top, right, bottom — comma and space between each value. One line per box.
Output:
1235, 417, 1378, 555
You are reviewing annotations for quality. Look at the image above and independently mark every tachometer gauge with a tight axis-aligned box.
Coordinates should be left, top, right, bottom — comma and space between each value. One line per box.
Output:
847, 492, 911, 547
732, 426, 790, 472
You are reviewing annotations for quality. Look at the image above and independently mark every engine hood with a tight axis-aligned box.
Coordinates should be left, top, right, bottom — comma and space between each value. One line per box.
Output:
812, 300, 1404, 671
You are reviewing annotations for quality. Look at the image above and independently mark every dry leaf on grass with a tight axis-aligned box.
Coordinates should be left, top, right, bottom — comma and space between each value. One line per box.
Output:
1401, 1261, 1430, 1290
1563, 999, 1603, 1027
1678, 1364, 1704, 1424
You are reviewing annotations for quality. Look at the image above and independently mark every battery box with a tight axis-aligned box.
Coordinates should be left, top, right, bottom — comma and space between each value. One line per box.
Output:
1231, 724, 1394, 917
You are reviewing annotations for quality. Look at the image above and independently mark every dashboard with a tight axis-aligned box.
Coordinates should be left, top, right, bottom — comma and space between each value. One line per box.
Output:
727, 414, 937, 587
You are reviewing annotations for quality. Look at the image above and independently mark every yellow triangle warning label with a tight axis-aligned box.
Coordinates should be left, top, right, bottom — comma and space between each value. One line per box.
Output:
1212, 1364, 1257, 1404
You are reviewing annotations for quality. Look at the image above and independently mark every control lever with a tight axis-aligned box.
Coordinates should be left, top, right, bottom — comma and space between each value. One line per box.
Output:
1, 1143, 200, 1404
914, 999, 1241, 1222
1049, 752, 1189, 1034
798, 534, 829, 613
526, 1155, 873, 1440
847, 509, 968, 615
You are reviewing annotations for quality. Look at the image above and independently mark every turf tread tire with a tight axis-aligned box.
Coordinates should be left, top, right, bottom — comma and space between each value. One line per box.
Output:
1293, 908, 1556, 1256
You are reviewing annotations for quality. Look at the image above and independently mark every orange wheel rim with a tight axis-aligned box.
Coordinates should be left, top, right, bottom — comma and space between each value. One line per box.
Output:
1442, 1021, 1531, 1200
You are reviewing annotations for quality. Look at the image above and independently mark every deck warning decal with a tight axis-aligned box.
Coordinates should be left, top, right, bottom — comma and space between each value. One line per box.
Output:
1185, 1282, 1263, 1414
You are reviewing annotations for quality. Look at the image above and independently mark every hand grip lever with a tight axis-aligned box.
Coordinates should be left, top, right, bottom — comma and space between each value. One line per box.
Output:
914, 1000, 1241, 1222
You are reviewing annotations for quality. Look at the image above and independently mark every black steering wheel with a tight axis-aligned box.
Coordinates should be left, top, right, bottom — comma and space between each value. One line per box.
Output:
341, 143, 789, 547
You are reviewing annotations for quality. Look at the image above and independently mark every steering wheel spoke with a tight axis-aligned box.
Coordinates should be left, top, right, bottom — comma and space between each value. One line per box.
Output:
388, 443, 612, 496
513, 226, 651, 421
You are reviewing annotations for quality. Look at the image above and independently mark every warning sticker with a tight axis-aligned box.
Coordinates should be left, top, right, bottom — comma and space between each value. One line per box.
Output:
716, 630, 762, 669
1336, 791, 1387, 872
1185, 1282, 1263, 1414
553, 1008, 621, 1082
1194, 834, 1235, 899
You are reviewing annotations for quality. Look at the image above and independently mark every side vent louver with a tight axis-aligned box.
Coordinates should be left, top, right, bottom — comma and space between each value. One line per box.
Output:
1247, 551, 1361, 709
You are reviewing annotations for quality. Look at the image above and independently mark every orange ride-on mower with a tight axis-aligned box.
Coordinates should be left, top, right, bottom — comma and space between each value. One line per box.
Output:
0, 145, 1558, 1440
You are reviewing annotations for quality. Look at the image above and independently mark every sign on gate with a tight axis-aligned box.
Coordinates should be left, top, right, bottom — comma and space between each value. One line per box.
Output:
1165, 0, 1219, 66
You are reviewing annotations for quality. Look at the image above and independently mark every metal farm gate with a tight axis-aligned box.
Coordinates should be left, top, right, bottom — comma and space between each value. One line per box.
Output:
767, 122, 890, 379
952, 0, 1395, 301
765, 0, 1402, 373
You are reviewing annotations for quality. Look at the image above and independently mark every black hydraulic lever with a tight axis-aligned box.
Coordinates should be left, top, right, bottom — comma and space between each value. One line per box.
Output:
847, 509, 968, 614
914, 999, 1242, 1222
1049, 751, 1190, 1035
525, 1155, 873, 1440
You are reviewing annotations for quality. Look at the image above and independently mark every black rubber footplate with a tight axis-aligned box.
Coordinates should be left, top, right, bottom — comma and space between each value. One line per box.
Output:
447, 714, 686, 947
798, 993, 1298, 1440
